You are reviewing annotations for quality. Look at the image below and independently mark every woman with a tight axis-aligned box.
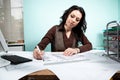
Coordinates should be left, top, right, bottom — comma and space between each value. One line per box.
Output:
33, 5, 92, 60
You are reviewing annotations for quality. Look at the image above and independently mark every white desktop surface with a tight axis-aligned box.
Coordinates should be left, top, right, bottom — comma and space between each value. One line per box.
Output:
0, 50, 120, 80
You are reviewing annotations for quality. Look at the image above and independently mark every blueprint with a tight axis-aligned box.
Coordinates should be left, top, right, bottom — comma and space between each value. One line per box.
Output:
43, 52, 89, 65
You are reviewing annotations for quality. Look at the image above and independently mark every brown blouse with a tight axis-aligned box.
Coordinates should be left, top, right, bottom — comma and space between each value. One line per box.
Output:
38, 25, 92, 53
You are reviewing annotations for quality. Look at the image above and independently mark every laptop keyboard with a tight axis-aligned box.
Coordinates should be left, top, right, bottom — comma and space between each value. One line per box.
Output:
1, 55, 32, 65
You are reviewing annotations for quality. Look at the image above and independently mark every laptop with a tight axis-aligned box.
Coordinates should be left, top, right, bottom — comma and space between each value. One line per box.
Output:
0, 29, 32, 67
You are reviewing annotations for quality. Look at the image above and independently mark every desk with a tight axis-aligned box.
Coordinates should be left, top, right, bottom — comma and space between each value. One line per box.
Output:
0, 50, 120, 80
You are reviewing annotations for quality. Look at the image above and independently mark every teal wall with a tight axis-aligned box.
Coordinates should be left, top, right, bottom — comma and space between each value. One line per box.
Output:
23, 0, 119, 51
118, 0, 120, 21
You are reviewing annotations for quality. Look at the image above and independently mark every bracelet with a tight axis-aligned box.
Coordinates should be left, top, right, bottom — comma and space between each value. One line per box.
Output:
75, 48, 80, 53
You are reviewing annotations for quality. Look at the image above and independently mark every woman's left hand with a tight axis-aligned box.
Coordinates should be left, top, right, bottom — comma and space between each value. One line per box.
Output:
63, 48, 78, 56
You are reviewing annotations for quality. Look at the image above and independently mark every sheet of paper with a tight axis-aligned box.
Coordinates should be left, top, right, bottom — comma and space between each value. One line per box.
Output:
43, 52, 89, 65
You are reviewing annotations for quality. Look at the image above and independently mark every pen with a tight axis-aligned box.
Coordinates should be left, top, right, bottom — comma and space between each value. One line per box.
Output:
36, 45, 40, 52
36, 45, 45, 61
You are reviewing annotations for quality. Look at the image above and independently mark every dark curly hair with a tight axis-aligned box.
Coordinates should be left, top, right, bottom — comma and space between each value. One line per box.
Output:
59, 5, 87, 37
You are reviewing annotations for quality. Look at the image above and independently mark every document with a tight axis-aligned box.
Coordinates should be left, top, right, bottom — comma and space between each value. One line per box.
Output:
43, 52, 89, 65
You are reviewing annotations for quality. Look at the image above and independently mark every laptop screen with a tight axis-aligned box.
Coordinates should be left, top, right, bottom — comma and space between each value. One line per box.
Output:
0, 29, 9, 52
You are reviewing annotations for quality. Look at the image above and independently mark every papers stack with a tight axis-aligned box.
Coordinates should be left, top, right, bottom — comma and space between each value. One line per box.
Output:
43, 52, 89, 65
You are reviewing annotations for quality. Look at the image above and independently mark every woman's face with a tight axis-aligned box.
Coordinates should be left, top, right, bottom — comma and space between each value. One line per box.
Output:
65, 10, 82, 30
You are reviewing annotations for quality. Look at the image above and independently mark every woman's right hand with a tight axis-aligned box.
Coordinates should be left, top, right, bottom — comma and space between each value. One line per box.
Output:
33, 48, 44, 60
